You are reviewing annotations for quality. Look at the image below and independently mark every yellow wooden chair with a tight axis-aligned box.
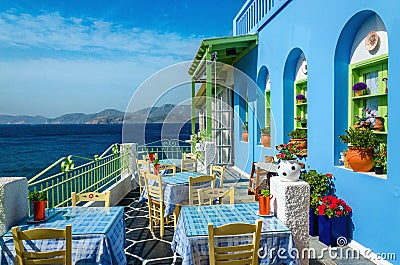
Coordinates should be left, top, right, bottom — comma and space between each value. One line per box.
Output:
210, 164, 226, 187
144, 172, 177, 238
12, 225, 72, 265
208, 220, 262, 265
159, 164, 176, 176
71, 191, 110, 207
189, 175, 215, 205
136, 159, 151, 193
197, 187, 235, 205
181, 153, 198, 172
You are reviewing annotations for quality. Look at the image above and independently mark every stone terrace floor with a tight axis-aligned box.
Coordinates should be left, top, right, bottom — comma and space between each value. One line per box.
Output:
117, 167, 376, 265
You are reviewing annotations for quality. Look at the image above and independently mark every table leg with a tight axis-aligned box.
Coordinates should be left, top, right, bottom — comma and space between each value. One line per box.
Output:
173, 204, 181, 229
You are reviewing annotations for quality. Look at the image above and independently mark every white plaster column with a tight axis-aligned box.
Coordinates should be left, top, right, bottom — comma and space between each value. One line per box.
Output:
271, 177, 310, 265
203, 141, 216, 174
0, 177, 28, 235
121, 143, 137, 188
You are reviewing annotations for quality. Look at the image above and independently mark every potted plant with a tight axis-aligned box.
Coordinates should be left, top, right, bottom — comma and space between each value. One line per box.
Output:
259, 189, 273, 215
153, 159, 160, 175
352, 82, 367, 97
28, 190, 48, 221
354, 108, 374, 129
275, 142, 302, 181
288, 128, 307, 149
302, 170, 334, 236
242, 123, 248, 142
260, 127, 271, 147
374, 144, 387, 174
296, 94, 306, 104
300, 117, 307, 128
339, 127, 381, 172
147, 151, 155, 162
316, 195, 352, 246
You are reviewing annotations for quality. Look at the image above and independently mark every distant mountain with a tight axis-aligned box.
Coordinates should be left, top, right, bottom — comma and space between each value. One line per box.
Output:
0, 105, 194, 124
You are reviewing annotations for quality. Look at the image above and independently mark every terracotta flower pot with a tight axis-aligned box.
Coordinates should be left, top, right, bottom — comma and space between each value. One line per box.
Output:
260, 134, 270, 147
346, 147, 374, 172
297, 99, 304, 104
373, 117, 384, 131
154, 164, 160, 175
259, 195, 272, 215
242, 132, 248, 142
33, 201, 47, 221
289, 138, 307, 149
354, 90, 364, 97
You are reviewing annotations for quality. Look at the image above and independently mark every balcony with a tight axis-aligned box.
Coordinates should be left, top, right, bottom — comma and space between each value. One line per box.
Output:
233, 0, 292, 35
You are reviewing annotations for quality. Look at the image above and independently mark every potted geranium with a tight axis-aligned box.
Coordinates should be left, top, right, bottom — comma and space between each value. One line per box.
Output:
302, 170, 334, 236
153, 159, 160, 175
374, 144, 387, 174
288, 128, 307, 149
316, 195, 352, 246
296, 94, 306, 104
28, 190, 48, 221
339, 127, 381, 172
259, 189, 273, 215
242, 123, 248, 142
260, 127, 271, 147
275, 142, 302, 181
352, 82, 367, 97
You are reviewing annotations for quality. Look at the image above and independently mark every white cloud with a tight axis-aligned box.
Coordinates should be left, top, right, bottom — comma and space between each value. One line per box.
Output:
0, 10, 202, 60
0, 10, 202, 117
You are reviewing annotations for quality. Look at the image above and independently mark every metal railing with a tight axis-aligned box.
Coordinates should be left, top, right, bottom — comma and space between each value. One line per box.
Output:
28, 144, 131, 213
137, 139, 192, 160
233, 0, 292, 35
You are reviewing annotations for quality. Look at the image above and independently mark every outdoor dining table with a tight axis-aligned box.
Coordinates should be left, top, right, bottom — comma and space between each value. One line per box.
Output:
171, 203, 300, 265
158, 158, 181, 166
0, 206, 126, 265
139, 171, 219, 216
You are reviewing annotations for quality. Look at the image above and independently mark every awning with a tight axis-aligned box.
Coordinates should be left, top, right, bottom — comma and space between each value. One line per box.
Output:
188, 34, 258, 78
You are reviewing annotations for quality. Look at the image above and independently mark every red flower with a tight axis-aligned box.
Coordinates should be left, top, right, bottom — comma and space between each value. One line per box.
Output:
326, 173, 333, 179
336, 210, 342, 216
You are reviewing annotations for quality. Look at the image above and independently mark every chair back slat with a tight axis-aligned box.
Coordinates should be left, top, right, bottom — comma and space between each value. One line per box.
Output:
197, 187, 234, 205
71, 191, 110, 207
12, 225, 72, 265
159, 164, 176, 175
208, 220, 262, 265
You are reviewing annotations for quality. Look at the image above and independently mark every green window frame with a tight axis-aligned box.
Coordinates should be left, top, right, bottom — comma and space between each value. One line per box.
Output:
348, 54, 388, 142
294, 78, 308, 130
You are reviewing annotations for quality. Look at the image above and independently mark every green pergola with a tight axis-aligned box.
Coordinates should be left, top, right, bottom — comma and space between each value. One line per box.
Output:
188, 34, 258, 135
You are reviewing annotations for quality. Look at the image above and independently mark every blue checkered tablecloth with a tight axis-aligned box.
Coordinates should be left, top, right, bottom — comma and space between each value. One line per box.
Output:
171, 203, 300, 265
0, 207, 126, 265
139, 171, 219, 216
159, 158, 182, 166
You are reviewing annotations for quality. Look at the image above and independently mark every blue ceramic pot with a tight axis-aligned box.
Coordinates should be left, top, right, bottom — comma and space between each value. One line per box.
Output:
318, 215, 348, 246
309, 209, 318, 236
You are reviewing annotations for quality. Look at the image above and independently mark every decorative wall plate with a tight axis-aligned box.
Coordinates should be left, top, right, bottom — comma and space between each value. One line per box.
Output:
301, 58, 308, 74
365, 31, 379, 51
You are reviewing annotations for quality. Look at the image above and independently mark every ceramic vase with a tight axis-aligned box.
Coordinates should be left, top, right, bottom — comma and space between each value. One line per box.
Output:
33, 201, 47, 221
277, 160, 301, 181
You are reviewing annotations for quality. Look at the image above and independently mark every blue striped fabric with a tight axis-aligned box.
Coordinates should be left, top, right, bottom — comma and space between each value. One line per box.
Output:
171, 203, 300, 265
0, 207, 126, 265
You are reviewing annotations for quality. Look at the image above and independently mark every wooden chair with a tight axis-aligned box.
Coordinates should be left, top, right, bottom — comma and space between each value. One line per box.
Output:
210, 164, 226, 187
136, 159, 151, 194
159, 164, 176, 176
181, 153, 198, 172
144, 172, 177, 238
189, 175, 215, 205
12, 225, 72, 265
71, 191, 110, 207
208, 220, 262, 265
197, 187, 235, 205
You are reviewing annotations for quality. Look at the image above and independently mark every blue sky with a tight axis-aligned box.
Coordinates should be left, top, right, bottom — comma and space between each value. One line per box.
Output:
0, 0, 244, 118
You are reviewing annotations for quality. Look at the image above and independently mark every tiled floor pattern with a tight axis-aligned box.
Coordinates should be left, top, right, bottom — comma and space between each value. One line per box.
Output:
119, 167, 377, 265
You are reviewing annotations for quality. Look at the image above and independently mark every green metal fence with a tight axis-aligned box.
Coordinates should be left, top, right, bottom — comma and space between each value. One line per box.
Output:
28, 144, 131, 213
137, 139, 192, 160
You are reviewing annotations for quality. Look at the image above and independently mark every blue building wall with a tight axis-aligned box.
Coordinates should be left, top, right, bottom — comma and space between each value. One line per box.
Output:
233, 0, 400, 262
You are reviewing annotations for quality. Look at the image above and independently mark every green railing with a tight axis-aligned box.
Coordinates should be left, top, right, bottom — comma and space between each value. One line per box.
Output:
28, 143, 131, 213
137, 139, 192, 160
